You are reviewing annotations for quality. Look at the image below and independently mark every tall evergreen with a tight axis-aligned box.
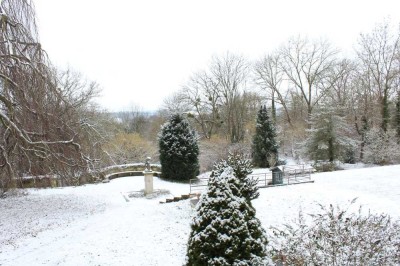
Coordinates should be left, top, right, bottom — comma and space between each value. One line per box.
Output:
251, 105, 278, 168
306, 106, 356, 163
158, 114, 199, 181
186, 167, 268, 266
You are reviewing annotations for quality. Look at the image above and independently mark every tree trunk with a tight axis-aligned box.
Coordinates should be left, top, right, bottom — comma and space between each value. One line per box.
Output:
381, 90, 389, 133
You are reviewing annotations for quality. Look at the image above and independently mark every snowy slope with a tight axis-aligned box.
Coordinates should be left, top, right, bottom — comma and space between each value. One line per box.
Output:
253, 165, 400, 228
0, 165, 399, 265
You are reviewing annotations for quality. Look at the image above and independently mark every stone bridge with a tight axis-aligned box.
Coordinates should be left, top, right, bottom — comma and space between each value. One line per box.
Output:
99, 163, 162, 181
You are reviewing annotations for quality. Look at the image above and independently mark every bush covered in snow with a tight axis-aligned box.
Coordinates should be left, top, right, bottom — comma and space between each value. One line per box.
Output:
363, 127, 400, 165
186, 166, 268, 265
158, 114, 199, 181
269, 200, 400, 265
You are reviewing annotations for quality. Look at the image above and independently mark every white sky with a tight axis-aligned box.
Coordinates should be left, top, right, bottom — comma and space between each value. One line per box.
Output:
34, 0, 400, 112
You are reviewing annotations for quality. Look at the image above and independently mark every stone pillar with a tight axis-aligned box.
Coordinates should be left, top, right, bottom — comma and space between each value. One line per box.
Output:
144, 170, 154, 195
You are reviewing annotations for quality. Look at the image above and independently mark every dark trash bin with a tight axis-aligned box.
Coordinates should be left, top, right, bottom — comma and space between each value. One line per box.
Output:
271, 166, 283, 185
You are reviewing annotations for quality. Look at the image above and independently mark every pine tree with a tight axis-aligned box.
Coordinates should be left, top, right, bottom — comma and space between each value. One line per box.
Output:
252, 105, 278, 168
186, 167, 268, 266
211, 153, 259, 201
158, 114, 199, 181
305, 106, 357, 163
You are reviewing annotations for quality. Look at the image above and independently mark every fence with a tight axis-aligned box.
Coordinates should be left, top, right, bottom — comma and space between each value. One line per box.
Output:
189, 164, 314, 194
189, 177, 209, 194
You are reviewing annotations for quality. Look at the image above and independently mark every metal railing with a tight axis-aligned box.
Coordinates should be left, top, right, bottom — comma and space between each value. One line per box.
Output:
189, 173, 273, 194
248, 172, 273, 187
189, 165, 315, 194
282, 165, 314, 184
189, 177, 209, 194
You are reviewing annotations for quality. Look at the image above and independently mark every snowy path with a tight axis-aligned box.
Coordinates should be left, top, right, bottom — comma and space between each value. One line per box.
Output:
0, 165, 399, 265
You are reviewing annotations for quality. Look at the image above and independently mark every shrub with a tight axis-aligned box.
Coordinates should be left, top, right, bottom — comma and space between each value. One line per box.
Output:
364, 128, 400, 165
104, 133, 157, 165
343, 147, 356, 164
312, 161, 338, 172
269, 200, 400, 265
198, 137, 230, 173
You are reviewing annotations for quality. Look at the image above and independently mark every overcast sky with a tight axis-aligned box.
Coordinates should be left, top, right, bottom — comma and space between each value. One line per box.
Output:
34, 0, 400, 112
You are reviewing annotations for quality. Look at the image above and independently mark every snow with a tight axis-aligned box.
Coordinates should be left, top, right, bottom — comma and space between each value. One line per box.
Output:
0, 177, 190, 266
102, 163, 161, 172
1, 165, 400, 265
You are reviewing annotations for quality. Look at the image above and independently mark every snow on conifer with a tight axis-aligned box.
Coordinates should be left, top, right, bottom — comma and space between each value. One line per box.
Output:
252, 105, 278, 168
304, 106, 357, 163
211, 153, 259, 201
186, 166, 268, 265
158, 114, 199, 181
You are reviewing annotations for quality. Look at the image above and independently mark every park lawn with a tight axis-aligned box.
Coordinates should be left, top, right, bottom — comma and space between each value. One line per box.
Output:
0, 164, 399, 265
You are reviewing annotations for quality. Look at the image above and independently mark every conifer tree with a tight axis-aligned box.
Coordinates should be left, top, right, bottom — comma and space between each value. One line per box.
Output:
211, 153, 259, 201
158, 114, 199, 181
186, 167, 268, 266
305, 106, 356, 163
251, 105, 278, 168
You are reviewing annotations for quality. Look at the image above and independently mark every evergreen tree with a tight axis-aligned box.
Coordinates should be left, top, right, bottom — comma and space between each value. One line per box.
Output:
305, 106, 357, 163
158, 114, 199, 181
211, 153, 259, 201
186, 167, 268, 266
251, 105, 278, 168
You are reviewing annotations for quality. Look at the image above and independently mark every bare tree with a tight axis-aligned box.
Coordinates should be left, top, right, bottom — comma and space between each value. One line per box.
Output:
323, 59, 356, 108
254, 53, 293, 127
119, 104, 148, 135
162, 91, 191, 116
180, 52, 254, 143
0, 1, 100, 193
356, 21, 400, 132
210, 53, 250, 143
279, 36, 339, 127
181, 71, 221, 139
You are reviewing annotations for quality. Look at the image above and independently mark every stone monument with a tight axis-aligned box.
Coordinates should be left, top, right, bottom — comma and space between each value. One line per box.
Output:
143, 157, 153, 195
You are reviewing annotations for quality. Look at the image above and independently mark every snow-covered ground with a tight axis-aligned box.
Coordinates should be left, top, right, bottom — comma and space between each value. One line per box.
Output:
1, 165, 399, 265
